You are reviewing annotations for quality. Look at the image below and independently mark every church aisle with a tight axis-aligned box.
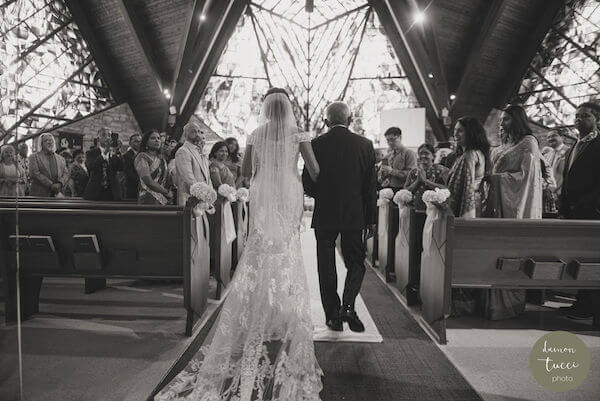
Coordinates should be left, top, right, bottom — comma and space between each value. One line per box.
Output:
314, 267, 483, 401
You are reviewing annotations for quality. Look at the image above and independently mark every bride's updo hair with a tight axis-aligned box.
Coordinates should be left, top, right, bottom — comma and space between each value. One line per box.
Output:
264, 87, 290, 100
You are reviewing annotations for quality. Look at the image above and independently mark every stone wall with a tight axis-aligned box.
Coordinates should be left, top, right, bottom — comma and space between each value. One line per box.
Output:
40, 103, 142, 152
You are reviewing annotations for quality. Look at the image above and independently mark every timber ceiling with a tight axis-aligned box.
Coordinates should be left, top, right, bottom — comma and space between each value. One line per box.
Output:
64, 0, 569, 139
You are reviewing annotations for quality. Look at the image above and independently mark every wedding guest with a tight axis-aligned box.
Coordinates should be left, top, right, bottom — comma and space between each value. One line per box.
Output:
174, 122, 211, 206
378, 127, 417, 191
405, 143, 449, 211
122, 133, 141, 200
484, 105, 544, 320
59, 149, 75, 197
134, 130, 172, 205
560, 101, 600, 320
83, 127, 123, 201
209, 141, 236, 189
0, 146, 26, 196
28, 133, 69, 197
224, 137, 246, 188
447, 117, 489, 218
16, 142, 30, 194
546, 131, 569, 197
70, 149, 89, 197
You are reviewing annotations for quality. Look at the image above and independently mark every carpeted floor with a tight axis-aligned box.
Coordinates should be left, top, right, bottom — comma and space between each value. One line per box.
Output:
316, 267, 483, 401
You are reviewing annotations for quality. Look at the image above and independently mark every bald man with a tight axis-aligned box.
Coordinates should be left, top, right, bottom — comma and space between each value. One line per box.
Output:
302, 101, 377, 332
174, 122, 211, 206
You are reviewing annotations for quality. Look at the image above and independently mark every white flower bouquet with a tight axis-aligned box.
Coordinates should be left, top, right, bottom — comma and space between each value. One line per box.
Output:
393, 189, 413, 207
377, 188, 395, 206
236, 187, 249, 203
189, 182, 217, 214
421, 188, 451, 211
218, 184, 237, 202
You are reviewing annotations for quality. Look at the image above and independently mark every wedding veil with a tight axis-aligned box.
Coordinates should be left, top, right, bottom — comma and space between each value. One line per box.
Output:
248, 90, 302, 242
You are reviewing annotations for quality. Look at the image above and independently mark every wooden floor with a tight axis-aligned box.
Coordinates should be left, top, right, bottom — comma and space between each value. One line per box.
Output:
316, 267, 483, 401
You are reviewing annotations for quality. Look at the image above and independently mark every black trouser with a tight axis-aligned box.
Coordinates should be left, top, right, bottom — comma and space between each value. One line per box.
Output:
315, 229, 366, 320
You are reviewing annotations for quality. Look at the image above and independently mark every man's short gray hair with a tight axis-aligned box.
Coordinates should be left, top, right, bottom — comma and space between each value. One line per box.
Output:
183, 122, 201, 141
325, 102, 351, 126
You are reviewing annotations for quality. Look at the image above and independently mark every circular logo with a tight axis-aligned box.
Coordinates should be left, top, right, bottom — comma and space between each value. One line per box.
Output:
529, 331, 590, 391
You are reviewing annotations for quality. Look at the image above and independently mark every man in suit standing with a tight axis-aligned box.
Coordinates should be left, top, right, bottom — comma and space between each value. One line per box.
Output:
122, 133, 141, 200
560, 101, 600, 320
83, 127, 123, 201
303, 102, 377, 332
174, 122, 211, 206
28, 133, 69, 197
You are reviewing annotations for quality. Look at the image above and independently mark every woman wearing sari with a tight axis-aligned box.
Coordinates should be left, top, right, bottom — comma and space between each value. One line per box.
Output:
447, 117, 489, 218
209, 141, 236, 189
134, 130, 173, 205
482, 105, 544, 320
405, 143, 449, 211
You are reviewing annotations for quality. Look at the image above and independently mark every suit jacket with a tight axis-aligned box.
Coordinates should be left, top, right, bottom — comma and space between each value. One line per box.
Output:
28, 151, 69, 197
559, 135, 600, 219
174, 141, 211, 206
122, 148, 139, 199
83, 147, 123, 201
303, 126, 377, 230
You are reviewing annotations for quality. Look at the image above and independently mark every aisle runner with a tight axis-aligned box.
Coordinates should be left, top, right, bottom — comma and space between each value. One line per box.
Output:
301, 221, 383, 343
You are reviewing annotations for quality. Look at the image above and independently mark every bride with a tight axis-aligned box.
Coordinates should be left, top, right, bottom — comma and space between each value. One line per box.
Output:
155, 87, 322, 401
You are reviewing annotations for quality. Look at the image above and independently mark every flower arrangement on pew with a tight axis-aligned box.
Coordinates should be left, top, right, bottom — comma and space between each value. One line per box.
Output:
393, 189, 413, 208
236, 187, 249, 203
188, 182, 217, 215
377, 188, 395, 206
421, 188, 451, 212
218, 184, 237, 202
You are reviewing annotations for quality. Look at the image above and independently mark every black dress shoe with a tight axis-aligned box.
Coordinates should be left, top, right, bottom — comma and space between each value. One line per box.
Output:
341, 306, 365, 332
326, 317, 343, 331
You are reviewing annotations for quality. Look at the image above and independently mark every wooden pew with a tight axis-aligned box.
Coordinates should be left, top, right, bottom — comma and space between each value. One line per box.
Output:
0, 202, 209, 336
208, 198, 235, 299
394, 207, 426, 305
419, 214, 600, 344
376, 202, 399, 282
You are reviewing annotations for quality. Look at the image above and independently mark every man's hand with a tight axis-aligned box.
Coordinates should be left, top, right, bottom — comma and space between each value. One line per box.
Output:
50, 183, 62, 194
364, 224, 376, 240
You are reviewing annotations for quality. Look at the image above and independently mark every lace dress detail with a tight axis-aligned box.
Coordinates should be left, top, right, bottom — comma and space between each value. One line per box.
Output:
155, 124, 322, 401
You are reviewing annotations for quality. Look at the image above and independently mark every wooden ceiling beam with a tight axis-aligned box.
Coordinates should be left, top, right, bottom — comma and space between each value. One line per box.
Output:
177, 0, 249, 127
117, 0, 167, 99
451, 0, 507, 119
370, 0, 448, 141
64, 0, 127, 103
494, 1, 566, 109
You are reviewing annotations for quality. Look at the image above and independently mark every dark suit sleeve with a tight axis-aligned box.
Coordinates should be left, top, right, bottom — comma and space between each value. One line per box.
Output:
363, 141, 377, 225
123, 152, 137, 182
109, 153, 123, 171
302, 139, 317, 198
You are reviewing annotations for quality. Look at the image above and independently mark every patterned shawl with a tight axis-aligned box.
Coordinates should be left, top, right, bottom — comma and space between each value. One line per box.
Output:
447, 153, 476, 217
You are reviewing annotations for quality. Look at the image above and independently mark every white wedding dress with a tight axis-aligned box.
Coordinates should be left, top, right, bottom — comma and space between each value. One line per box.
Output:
155, 93, 322, 401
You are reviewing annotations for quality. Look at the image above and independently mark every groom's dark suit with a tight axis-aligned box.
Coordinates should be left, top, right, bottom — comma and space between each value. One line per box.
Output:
302, 126, 377, 321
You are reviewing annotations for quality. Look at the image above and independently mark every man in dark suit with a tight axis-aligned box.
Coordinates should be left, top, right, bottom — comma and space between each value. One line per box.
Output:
303, 101, 377, 332
122, 134, 141, 199
560, 101, 600, 320
83, 127, 123, 201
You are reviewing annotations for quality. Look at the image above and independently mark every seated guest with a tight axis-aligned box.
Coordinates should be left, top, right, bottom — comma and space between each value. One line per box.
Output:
560, 101, 600, 319
134, 130, 172, 205
405, 143, 449, 211
17, 142, 30, 194
224, 137, 247, 188
175, 122, 211, 206
28, 133, 69, 197
209, 141, 236, 189
0, 145, 26, 196
70, 149, 88, 197
122, 133, 141, 200
378, 127, 417, 191
447, 117, 489, 218
83, 127, 123, 201
59, 149, 75, 197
